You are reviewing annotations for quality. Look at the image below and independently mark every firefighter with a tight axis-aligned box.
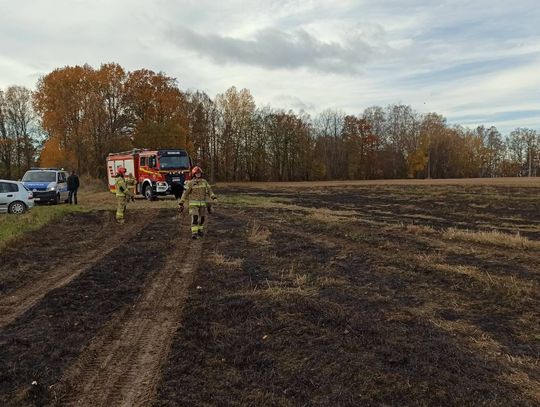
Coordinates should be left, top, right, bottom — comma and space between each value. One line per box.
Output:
125, 172, 136, 202
115, 167, 134, 224
178, 166, 217, 239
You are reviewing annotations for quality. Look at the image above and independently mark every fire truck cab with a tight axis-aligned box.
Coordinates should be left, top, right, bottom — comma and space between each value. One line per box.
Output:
107, 148, 192, 200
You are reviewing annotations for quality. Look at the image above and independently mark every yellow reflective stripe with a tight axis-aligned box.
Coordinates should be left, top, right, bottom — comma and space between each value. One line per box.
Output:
189, 201, 207, 206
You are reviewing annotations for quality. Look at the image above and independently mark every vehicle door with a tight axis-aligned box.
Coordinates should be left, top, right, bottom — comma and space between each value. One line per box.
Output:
0, 182, 12, 213
57, 172, 68, 201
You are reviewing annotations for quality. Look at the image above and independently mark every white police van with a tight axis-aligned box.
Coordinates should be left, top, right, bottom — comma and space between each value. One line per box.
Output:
21, 168, 70, 204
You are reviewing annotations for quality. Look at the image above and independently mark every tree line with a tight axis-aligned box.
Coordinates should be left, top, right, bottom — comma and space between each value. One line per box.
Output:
0, 62, 538, 181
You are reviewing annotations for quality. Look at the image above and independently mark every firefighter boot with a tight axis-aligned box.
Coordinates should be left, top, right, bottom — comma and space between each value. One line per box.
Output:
197, 230, 204, 237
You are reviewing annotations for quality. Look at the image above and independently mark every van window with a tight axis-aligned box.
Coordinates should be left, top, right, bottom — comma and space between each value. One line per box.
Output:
140, 157, 147, 166
58, 172, 66, 183
149, 156, 157, 168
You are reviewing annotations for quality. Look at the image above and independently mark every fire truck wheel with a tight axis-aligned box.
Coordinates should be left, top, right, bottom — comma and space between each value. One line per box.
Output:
144, 184, 154, 201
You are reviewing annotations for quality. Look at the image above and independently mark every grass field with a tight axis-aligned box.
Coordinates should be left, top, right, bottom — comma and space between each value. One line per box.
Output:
0, 179, 538, 406
0, 205, 88, 249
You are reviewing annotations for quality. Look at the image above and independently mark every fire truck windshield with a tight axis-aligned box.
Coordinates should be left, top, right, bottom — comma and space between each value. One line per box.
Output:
159, 155, 190, 170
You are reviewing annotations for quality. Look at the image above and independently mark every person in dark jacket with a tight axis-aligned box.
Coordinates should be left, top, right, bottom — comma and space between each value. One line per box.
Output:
67, 170, 80, 204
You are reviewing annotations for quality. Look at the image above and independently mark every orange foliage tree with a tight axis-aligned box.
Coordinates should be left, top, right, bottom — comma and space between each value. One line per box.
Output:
39, 134, 77, 170
33, 64, 191, 177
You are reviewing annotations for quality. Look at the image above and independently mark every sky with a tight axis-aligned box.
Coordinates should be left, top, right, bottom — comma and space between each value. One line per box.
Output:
1, 0, 539, 134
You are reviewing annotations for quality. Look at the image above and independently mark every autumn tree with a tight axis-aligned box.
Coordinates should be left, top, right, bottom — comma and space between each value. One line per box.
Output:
39, 134, 77, 169
20, 63, 540, 182
215, 86, 256, 181
409, 113, 448, 178
507, 128, 538, 176
185, 91, 223, 182
0, 90, 10, 178
313, 109, 346, 179
124, 69, 190, 151
341, 115, 378, 179
34, 65, 94, 173
384, 104, 420, 178
0, 86, 40, 178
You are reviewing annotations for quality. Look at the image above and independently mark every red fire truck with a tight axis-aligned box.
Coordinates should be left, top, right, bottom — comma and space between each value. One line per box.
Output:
107, 148, 192, 200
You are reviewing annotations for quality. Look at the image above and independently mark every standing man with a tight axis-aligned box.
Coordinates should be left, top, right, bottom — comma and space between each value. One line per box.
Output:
115, 167, 134, 224
178, 166, 217, 239
67, 170, 80, 205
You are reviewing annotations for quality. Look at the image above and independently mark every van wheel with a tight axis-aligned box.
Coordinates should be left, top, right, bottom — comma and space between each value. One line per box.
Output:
8, 201, 27, 214
144, 184, 154, 201
52, 193, 60, 205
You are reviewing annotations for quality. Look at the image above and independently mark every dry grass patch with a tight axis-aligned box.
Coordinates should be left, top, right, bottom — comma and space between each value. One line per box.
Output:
403, 213, 446, 222
385, 222, 438, 236
405, 223, 437, 235
246, 262, 321, 300
308, 211, 349, 224
414, 251, 445, 265
318, 275, 348, 288
243, 275, 318, 301
444, 228, 540, 249
431, 263, 537, 298
208, 251, 243, 269
247, 222, 271, 244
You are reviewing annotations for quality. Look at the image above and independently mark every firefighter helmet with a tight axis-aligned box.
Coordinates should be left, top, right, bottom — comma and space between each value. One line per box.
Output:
117, 167, 127, 175
191, 166, 202, 176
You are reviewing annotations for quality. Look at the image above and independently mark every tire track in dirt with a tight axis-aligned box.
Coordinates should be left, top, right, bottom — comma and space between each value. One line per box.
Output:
58, 231, 201, 407
0, 210, 157, 330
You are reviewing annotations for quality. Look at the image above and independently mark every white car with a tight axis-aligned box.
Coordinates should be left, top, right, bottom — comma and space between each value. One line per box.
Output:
0, 180, 35, 214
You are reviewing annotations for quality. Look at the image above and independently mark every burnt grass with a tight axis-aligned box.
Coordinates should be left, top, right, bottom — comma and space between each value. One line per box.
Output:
0, 211, 112, 296
155, 185, 539, 406
0, 209, 177, 406
0, 184, 537, 406
227, 184, 540, 238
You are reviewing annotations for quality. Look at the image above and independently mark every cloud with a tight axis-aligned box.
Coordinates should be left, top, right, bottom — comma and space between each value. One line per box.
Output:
449, 110, 540, 125
1, 0, 540, 133
273, 94, 317, 112
168, 26, 384, 74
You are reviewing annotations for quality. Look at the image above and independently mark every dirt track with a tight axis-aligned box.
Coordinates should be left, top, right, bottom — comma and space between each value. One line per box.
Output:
0, 208, 196, 406
0, 210, 157, 329
60, 230, 200, 406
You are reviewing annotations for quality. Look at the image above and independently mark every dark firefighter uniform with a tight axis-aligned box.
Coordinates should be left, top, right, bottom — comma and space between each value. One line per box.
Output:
178, 168, 216, 238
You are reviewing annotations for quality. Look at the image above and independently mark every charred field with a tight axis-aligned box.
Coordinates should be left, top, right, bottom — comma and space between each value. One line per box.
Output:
156, 183, 540, 406
0, 181, 539, 406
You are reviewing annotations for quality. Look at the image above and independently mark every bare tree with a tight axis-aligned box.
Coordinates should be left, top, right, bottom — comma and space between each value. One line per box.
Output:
3, 86, 38, 178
